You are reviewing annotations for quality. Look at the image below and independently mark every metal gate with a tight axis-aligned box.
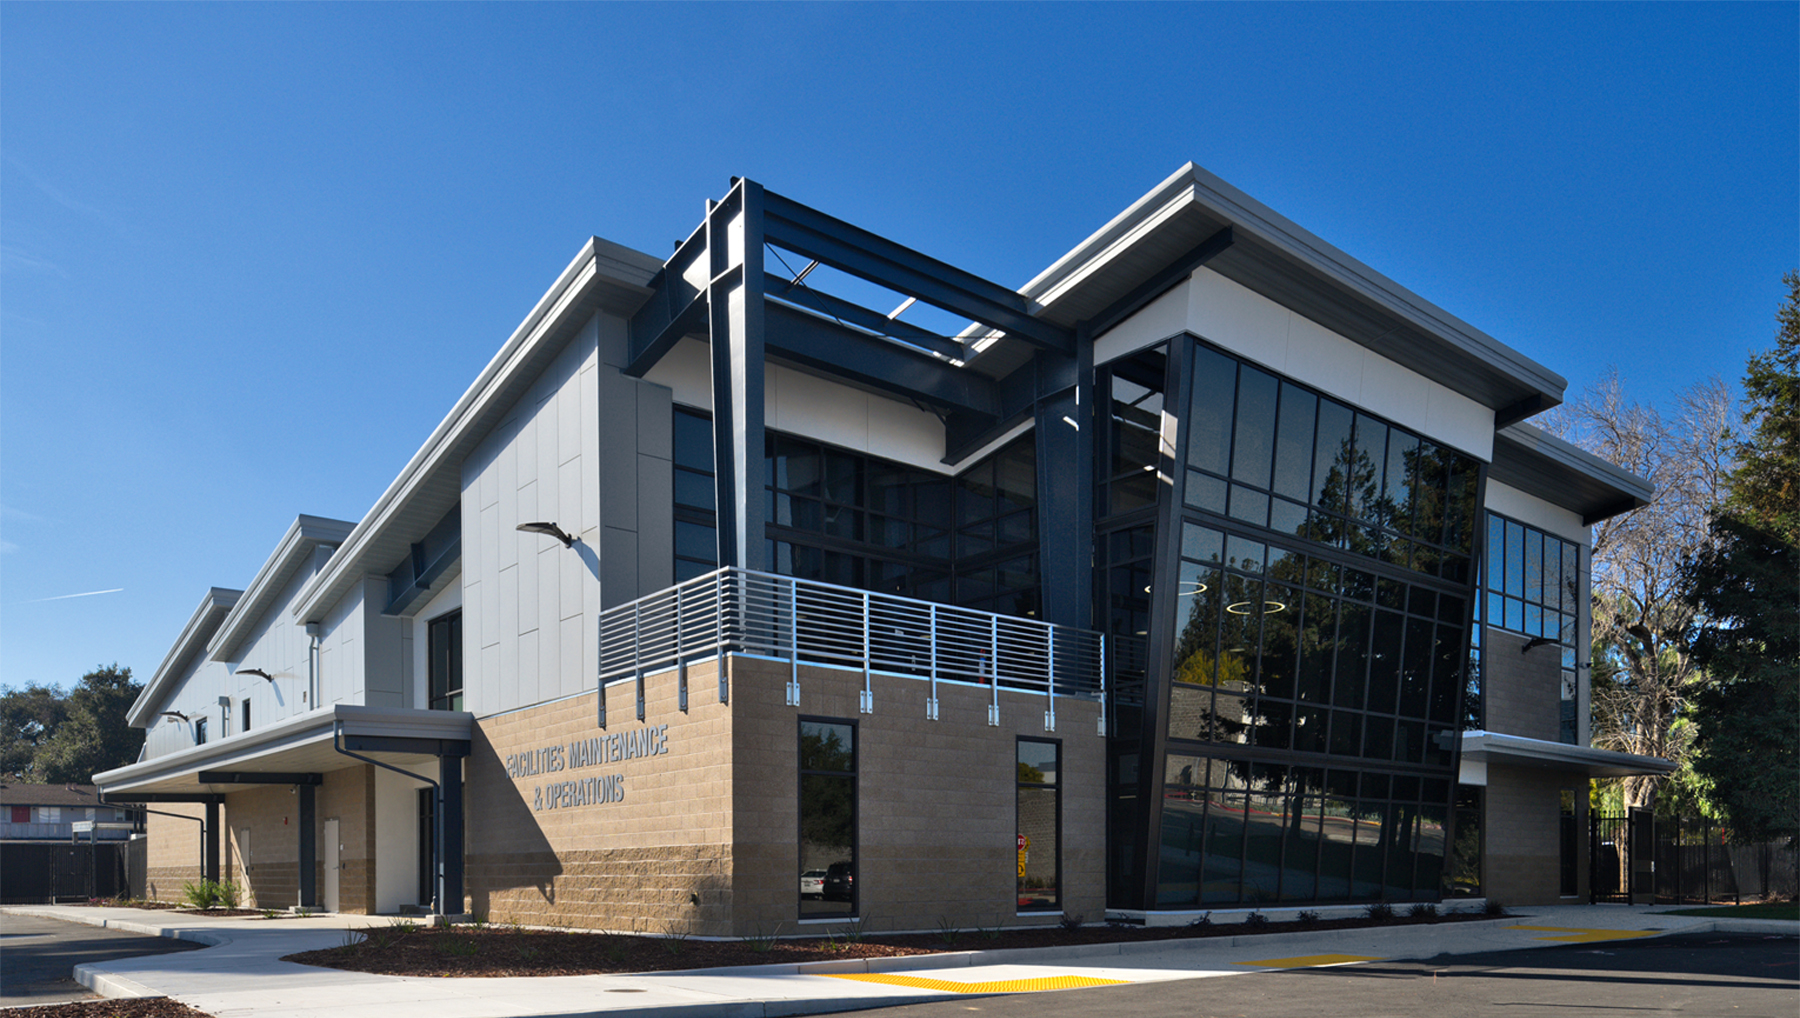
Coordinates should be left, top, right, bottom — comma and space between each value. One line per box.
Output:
1592, 812, 1799, 904
0, 841, 129, 903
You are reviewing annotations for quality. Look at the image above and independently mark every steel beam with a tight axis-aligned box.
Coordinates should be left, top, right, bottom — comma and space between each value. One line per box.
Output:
197, 771, 323, 786
98, 792, 226, 804
204, 801, 221, 884
765, 302, 998, 418
763, 190, 1072, 355
1033, 328, 1095, 631
766, 276, 965, 360
339, 735, 472, 757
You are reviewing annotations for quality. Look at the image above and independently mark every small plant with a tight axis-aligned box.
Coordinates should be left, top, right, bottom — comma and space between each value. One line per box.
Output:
339, 930, 365, 950
179, 878, 243, 910
1483, 899, 1507, 916
1242, 911, 1269, 928
1363, 902, 1396, 922
977, 919, 1004, 941
935, 916, 963, 948
515, 946, 539, 961
843, 912, 871, 943
259, 908, 280, 920
467, 910, 488, 928
1058, 913, 1085, 932
820, 931, 847, 953
1407, 903, 1439, 920
436, 937, 481, 957
386, 918, 419, 933
659, 923, 690, 954
1187, 911, 1213, 928
1295, 910, 1321, 927
293, 906, 315, 918
744, 924, 781, 953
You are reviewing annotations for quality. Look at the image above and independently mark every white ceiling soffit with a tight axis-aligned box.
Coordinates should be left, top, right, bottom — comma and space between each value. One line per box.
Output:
127, 587, 242, 728
208, 515, 356, 664
1012, 163, 1568, 415
95, 705, 474, 796
292, 237, 662, 625
1459, 730, 1677, 779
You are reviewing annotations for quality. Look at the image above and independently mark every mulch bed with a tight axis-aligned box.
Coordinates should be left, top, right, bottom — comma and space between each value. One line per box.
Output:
6, 1001, 214, 1018
283, 909, 1507, 978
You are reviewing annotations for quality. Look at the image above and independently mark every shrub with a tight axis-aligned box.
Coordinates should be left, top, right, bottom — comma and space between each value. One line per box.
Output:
1407, 903, 1439, 920
1295, 910, 1321, 927
1242, 911, 1269, 928
179, 879, 242, 910
1187, 911, 1213, 928
1483, 899, 1507, 916
1363, 902, 1396, 922
1059, 913, 1085, 932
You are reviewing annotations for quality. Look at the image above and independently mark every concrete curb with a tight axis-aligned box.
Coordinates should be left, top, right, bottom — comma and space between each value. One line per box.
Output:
71, 964, 168, 1000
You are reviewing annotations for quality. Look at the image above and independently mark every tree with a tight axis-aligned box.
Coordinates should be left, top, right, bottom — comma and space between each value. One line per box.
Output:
0, 665, 144, 784
1544, 374, 1738, 810
0, 684, 69, 780
1683, 272, 1800, 845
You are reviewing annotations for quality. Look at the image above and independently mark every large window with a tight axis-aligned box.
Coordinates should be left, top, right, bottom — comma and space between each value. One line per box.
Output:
799, 718, 857, 917
1017, 739, 1061, 912
1481, 513, 1581, 743
1104, 336, 1480, 908
428, 610, 463, 712
675, 407, 1040, 616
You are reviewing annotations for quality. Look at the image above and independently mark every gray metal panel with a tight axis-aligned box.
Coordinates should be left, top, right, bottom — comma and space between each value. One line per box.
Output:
601, 526, 639, 611
636, 454, 673, 597
635, 380, 672, 462
599, 370, 639, 533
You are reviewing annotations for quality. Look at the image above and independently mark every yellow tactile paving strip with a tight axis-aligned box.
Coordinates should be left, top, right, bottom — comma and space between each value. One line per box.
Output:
1236, 953, 1382, 969
823, 972, 1129, 994
1506, 925, 1663, 943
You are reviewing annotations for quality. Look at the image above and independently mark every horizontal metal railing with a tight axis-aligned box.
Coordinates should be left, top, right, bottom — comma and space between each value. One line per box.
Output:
598, 567, 1105, 726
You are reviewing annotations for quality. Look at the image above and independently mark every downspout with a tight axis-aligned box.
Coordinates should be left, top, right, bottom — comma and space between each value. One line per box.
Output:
331, 720, 442, 913
99, 798, 208, 895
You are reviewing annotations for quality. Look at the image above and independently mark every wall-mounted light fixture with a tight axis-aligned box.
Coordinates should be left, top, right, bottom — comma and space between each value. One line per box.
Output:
241, 668, 275, 681
516, 522, 575, 548
158, 711, 190, 722
1520, 636, 1556, 653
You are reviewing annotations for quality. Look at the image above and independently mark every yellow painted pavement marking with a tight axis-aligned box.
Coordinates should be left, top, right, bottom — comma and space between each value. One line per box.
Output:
823, 972, 1128, 994
1506, 925, 1662, 943
1236, 953, 1382, 969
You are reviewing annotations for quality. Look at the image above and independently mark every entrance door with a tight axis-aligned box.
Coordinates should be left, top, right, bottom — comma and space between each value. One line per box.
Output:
323, 818, 341, 912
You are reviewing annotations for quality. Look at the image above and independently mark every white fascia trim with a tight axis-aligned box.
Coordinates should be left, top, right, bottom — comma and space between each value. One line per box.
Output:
94, 704, 475, 792
292, 239, 648, 624
126, 588, 243, 728
1021, 163, 1567, 406
208, 515, 355, 663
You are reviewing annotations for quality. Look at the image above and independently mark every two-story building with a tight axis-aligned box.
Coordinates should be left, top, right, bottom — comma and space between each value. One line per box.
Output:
95, 163, 1670, 930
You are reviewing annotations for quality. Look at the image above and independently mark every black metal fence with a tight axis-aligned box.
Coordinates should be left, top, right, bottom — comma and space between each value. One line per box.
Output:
1592, 812, 1798, 904
0, 840, 131, 903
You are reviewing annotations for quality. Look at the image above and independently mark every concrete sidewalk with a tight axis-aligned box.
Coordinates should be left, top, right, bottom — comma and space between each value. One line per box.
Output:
4, 903, 1793, 1018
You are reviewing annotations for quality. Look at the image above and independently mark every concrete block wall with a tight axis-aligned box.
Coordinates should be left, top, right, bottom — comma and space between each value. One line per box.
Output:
727, 656, 1105, 935
318, 765, 376, 914
143, 806, 206, 902
1483, 629, 1561, 741
466, 658, 735, 933
1482, 761, 1586, 905
222, 784, 301, 909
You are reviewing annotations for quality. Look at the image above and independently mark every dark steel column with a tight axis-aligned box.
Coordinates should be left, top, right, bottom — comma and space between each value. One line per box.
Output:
203, 801, 220, 883
297, 784, 316, 907
1034, 328, 1096, 632
708, 179, 768, 572
438, 753, 464, 915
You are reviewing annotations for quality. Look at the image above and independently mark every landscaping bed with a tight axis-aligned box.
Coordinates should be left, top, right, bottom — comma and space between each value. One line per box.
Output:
284, 906, 1508, 978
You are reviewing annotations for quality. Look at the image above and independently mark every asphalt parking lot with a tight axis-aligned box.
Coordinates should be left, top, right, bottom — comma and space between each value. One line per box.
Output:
0, 913, 206, 1006
845, 932, 1800, 1018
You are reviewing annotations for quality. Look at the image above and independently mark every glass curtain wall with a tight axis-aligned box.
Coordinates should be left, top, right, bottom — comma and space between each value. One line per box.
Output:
1107, 336, 1483, 909
1480, 513, 1583, 743
672, 407, 1040, 616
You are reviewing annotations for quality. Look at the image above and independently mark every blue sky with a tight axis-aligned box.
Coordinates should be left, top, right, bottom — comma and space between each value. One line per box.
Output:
3, 2, 1794, 692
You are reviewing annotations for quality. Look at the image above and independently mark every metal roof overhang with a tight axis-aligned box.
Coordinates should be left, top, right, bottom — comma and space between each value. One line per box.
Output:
1491, 423, 1654, 525
1005, 163, 1569, 420
1460, 731, 1676, 779
93, 705, 473, 797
